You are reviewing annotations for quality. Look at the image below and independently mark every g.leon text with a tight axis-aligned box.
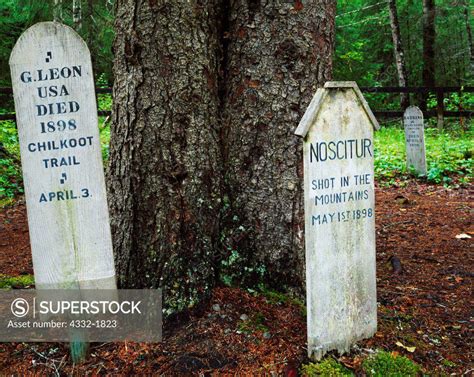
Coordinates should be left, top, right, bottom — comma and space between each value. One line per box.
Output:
20, 65, 82, 83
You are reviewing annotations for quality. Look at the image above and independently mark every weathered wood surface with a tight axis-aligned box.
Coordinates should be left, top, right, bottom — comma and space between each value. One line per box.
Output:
403, 106, 427, 176
9, 22, 115, 289
295, 82, 378, 360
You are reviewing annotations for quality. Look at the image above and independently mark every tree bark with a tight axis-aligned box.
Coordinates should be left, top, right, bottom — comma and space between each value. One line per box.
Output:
388, 0, 409, 109
73, 0, 82, 32
108, 0, 222, 310
53, 0, 63, 22
463, 0, 473, 74
109, 0, 337, 306
85, 0, 94, 74
222, 0, 336, 291
421, 0, 436, 111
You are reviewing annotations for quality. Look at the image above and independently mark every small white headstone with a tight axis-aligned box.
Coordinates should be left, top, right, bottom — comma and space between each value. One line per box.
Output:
295, 82, 378, 360
9, 22, 115, 289
403, 106, 427, 176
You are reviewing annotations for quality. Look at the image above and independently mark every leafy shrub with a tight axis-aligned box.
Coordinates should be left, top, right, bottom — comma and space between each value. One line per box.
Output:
97, 93, 112, 112
0, 119, 23, 201
0, 158, 23, 200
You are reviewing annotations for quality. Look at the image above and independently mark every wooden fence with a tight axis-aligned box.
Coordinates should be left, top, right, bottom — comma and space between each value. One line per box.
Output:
0, 86, 473, 124
359, 86, 474, 128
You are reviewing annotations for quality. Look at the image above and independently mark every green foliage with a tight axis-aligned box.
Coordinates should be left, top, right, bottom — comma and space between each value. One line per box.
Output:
0, 274, 34, 289
219, 245, 267, 288
301, 358, 354, 376
335, 0, 473, 112
0, 119, 19, 156
0, 119, 22, 201
0, 158, 22, 200
0, 0, 115, 92
259, 288, 306, 316
427, 92, 474, 112
374, 125, 473, 186
218, 198, 268, 288
99, 117, 111, 161
97, 94, 113, 112
441, 359, 456, 368
362, 350, 421, 377
261, 288, 292, 305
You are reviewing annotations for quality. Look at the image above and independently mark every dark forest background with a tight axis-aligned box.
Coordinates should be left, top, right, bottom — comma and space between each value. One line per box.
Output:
0, 0, 472, 108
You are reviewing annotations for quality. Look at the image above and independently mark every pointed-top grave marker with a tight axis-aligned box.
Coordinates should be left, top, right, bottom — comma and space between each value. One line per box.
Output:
295, 81, 378, 360
9, 22, 116, 291
403, 106, 427, 176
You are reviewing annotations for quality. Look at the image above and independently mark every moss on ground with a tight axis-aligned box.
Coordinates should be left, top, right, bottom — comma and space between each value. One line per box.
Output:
0, 274, 34, 289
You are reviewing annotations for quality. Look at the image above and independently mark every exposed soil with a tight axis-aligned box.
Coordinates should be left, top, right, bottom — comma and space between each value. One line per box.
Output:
0, 182, 472, 375
0, 198, 32, 276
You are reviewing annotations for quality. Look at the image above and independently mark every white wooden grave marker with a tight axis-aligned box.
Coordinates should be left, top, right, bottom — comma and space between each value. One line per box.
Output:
9, 22, 116, 290
403, 106, 427, 176
295, 82, 378, 360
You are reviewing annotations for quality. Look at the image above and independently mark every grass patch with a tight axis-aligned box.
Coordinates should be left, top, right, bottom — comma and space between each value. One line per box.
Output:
362, 350, 421, 376
0, 274, 34, 289
301, 357, 354, 376
375, 125, 473, 186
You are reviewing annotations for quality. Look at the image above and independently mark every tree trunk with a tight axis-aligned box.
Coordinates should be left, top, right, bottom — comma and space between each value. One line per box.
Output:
53, 0, 63, 22
463, 0, 473, 74
421, 0, 436, 111
388, 0, 409, 109
109, 0, 337, 306
222, 0, 336, 292
73, 0, 82, 32
108, 0, 222, 310
85, 0, 97, 80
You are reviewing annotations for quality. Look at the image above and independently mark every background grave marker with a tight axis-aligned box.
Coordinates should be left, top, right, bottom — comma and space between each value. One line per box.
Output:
403, 106, 427, 176
295, 81, 379, 360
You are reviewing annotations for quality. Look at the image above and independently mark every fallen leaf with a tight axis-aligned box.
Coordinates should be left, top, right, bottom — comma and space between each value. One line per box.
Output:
396, 341, 416, 353
395, 195, 410, 205
293, 0, 304, 11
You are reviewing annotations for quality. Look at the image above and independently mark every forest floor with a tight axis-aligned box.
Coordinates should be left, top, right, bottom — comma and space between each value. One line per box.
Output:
0, 182, 472, 375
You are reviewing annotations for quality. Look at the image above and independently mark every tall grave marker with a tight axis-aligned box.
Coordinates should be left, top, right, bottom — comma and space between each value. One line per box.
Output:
9, 22, 116, 290
403, 106, 427, 176
295, 82, 379, 360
